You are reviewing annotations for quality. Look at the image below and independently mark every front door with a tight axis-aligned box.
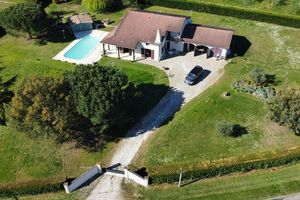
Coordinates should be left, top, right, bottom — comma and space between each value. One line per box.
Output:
183, 43, 188, 52
151, 50, 154, 59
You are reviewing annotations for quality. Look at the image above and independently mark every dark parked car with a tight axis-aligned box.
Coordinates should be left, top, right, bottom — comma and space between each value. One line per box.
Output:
184, 65, 204, 85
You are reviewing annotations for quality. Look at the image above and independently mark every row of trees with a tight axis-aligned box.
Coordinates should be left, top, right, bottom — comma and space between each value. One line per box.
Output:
10, 64, 135, 149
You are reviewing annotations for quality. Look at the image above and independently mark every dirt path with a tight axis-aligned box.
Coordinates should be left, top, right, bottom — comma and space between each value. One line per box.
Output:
87, 53, 227, 200
269, 192, 300, 200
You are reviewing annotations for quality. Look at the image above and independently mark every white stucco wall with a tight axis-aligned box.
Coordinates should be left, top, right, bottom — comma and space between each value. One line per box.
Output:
221, 48, 228, 58
135, 42, 161, 61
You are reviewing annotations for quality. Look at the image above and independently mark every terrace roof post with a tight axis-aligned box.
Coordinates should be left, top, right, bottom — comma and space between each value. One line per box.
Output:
133, 49, 135, 61
102, 43, 106, 56
117, 47, 120, 59
108, 44, 110, 51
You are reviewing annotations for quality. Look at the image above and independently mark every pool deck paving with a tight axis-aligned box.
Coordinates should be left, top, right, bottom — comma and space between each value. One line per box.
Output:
52, 30, 109, 65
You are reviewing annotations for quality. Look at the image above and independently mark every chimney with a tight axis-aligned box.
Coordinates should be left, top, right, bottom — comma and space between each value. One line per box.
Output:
154, 29, 161, 44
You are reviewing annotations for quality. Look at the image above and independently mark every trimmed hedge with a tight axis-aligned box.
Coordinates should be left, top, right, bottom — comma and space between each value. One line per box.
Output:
150, 151, 300, 184
0, 177, 66, 198
150, 0, 300, 28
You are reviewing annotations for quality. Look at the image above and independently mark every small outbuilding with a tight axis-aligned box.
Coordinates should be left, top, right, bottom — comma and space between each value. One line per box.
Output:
69, 13, 93, 33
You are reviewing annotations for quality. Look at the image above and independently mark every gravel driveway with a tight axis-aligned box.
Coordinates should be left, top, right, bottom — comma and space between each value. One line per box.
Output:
87, 52, 227, 200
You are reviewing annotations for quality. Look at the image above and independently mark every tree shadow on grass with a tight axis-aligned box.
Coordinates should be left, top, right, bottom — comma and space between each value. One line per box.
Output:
125, 86, 184, 138
70, 83, 184, 152
0, 67, 17, 125
45, 23, 75, 43
232, 124, 248, 137
0, 26, 6, 38
228, 35, 252, 58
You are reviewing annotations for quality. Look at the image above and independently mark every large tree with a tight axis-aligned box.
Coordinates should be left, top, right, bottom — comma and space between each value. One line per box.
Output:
268, 87, 300, 135
81, 0, 123, 11
10, 76, 87, 139
0, 3, 47, 39
65, 64, 130, 129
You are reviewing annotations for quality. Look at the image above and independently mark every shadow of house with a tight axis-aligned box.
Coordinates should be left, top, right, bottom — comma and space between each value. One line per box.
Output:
228, 35, 252, 58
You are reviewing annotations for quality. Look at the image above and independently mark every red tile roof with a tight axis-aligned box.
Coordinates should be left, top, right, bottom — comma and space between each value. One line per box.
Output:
181, 24, 234, 49
102, 10, 190, 49
69, 13, 93, 25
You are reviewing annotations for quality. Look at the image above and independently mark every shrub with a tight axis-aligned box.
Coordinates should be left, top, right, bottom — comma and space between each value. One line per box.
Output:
273, 0, 286, 7
250, 68, 268, 85
217, 120, 246, 137
150, 151, 300, 184
268, 87, 300, 135
82, 0, 123, 11
217, 120, 235, 136
0, 177, 65, 198
0, 3, 48, 39
128, 0, 151, 8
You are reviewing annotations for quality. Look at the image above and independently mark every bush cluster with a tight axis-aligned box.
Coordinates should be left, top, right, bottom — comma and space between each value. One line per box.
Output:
150, 152, 300, 184
232, 68, 276, 100
0, 177, 65, 198
217, 120, 247, 137
150, 0, 300, 28
233, 80, 276, 99
268, 88, 300, 135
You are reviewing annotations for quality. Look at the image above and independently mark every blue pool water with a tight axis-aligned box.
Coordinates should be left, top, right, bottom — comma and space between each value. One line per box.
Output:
64, 34, 102, 60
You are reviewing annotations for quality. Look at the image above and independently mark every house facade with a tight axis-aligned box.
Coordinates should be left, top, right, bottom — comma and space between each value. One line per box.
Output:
101, 10, 233, 61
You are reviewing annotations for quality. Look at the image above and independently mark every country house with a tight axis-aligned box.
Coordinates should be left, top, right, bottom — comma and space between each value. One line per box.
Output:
101, 10, 234, 61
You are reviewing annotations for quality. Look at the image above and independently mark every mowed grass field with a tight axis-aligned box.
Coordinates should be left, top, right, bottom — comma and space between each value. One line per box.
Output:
133, 6, 300, 172
131, 164, 300, 200
182, 0, 300, 16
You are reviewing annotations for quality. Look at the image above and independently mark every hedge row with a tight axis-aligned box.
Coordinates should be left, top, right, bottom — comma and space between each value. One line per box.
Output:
0, 177, 66, 198
150, 0, 300, 28
150, 152, 300, 184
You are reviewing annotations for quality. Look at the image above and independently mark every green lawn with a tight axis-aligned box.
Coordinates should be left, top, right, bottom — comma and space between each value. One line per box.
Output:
133, 6, 300, 174
0, 4, 168, 186
131, 164, 300, 200
162, 0, 300, 16
0, 56, 168, 184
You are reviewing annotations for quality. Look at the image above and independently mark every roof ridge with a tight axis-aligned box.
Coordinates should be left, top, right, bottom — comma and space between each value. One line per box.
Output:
189, 23, 234, 32
130, 9, 191, 19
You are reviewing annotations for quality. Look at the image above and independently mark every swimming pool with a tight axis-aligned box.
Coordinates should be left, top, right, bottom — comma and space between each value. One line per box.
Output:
64, 34, 102, 60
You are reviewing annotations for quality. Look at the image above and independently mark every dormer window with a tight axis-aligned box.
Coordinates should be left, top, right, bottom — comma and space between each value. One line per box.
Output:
146, 43, 150, 45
